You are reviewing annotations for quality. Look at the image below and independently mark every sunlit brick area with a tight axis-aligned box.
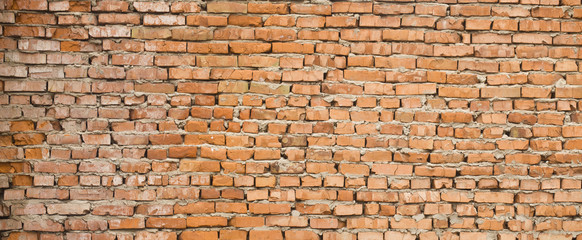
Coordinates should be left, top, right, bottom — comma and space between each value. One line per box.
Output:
1, 0, 582, 239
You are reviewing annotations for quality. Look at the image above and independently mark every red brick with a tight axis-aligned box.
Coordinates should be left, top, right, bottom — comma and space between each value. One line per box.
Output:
451, 5, 491, 16
374, 4, 414, 15
133, 2, 169, 12
383, 29, 423, 41
9, 0, 48, 10
255, 29, 296, 42
186, 216, 227, 227
264, 15, 295, 27
248, 3, 288, 14
332, 2, 372, 13
325, 16, 357, 27
88, 26, 130, 38
108, 218, 145, 229
360, 15, 400, 27
249, 230, 283, 240
290, 4, 331, 15
207, 2, 246, 13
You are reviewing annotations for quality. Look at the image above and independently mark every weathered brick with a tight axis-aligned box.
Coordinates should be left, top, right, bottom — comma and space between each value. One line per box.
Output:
0, 1, 579, 237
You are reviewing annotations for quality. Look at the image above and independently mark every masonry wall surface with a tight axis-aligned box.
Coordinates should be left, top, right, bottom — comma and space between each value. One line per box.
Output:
1, 0, 582, 239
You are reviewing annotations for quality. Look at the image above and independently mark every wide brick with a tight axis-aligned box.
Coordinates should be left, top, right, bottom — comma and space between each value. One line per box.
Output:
47, 203, 90, 215
290, 4, 331, 15
4, 80, 46, 92
474, 192, 514, 203
133, 2, 169, 12
108, 218, 145, 229
0, 65, 28, 77
144, 15, 185, 26
88, 26, 130, 38
207, 2, 247, 13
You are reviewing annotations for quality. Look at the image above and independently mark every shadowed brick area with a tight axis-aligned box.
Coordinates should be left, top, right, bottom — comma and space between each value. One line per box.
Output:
1, 0, 582, 239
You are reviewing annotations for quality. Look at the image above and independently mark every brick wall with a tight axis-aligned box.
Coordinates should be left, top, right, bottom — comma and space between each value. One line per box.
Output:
1, 0, 582, 239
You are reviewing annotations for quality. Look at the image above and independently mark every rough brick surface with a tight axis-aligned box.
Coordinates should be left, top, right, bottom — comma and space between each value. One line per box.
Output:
1, 0, 582, 239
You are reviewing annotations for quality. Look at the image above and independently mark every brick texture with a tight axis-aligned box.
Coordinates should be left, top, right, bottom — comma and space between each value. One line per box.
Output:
1, 0, 582, 239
